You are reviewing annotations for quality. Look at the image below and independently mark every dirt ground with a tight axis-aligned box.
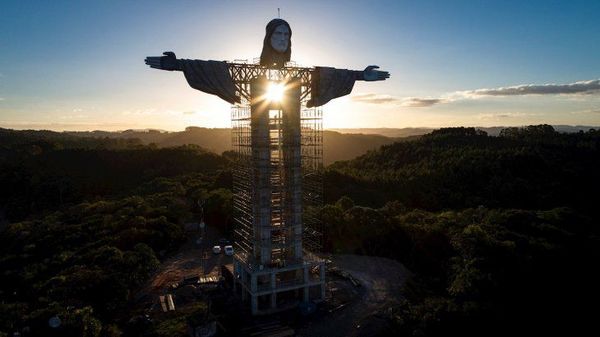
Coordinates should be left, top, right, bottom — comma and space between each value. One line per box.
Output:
139, 224, 231, 297
137, 227, 411, 337
296, 254, 412, 337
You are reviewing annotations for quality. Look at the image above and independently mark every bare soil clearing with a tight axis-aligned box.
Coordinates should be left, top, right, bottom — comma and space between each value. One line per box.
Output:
137, 231, 411, 337
139, 225, 230, 297
296, 254, 411, 337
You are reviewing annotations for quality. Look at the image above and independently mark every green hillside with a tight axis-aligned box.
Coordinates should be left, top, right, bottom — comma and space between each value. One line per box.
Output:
326, 125, 600, 212
321, 125, 600, 335
1, 125, 598, 336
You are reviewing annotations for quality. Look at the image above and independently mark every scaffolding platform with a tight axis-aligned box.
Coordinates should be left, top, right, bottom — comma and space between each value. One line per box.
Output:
230, 61, 325, 315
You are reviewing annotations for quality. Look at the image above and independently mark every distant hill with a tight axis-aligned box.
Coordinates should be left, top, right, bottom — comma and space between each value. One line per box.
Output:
323, 131, 396, 164
8, 124, 598, 166
329, 127, 435, 138
330, 125, 598, 137
65, 127, 231, 153
65, 127, 398, 165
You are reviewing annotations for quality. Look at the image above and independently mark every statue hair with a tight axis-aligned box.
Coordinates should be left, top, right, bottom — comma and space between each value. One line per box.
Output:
260, 19, 292, 68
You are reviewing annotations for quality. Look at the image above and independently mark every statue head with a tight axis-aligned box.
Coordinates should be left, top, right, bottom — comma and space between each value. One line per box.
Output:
260, 19, 292, 68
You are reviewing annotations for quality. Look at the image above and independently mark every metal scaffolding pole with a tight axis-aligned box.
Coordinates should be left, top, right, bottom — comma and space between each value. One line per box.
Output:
231, 62, 325, 315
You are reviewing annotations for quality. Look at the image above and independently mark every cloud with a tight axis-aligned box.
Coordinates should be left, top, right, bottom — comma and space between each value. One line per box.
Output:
570, 108, 600, 115
458, 79, 600, 97
182, 111, 196, 115
351, 94, 445, 107
476, 112, 540, 120
0, 97, 4, 101
351, 93, 398, 104
351, 79, 600, 110
400, 97, 447, 107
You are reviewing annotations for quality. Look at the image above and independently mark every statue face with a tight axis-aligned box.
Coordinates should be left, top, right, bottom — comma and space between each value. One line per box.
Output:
270, 24, 290, 53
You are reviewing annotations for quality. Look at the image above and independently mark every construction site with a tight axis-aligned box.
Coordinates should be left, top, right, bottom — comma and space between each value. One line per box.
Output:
137, 223, 410, 337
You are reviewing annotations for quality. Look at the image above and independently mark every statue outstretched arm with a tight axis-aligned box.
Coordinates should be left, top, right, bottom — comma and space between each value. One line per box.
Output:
308, 65, 390, 107
144, 51, 182, 71
144, 51, 239, 104
354, 65, 390, 81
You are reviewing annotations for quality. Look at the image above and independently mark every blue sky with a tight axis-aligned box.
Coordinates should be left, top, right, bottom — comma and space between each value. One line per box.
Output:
1, 0, 599, 130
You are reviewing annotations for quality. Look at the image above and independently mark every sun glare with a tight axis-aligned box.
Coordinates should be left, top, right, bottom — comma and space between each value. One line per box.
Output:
266, 82, 285, 102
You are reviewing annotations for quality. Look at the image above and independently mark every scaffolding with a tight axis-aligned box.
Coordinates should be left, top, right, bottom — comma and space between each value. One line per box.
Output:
230, 61, 325, 314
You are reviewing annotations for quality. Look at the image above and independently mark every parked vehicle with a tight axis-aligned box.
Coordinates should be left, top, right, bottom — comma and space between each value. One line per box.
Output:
212, 245, 222, 254
224, 245, 234, 256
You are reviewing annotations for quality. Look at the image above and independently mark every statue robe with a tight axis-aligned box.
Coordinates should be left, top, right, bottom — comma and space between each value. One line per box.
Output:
179, 60, 356, 107
180, 60, 239, 104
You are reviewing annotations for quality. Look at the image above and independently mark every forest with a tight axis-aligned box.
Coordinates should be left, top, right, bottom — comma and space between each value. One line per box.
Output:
0, 125, 598, 336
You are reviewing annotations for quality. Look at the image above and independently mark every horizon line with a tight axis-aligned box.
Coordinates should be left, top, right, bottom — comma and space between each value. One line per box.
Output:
2, 124, 599, 134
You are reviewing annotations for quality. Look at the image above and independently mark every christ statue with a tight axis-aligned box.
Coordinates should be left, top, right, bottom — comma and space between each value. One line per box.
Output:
144, 18, 390, 315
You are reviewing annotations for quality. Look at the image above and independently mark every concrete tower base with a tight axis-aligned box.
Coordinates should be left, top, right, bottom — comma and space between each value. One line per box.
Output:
233, 256, 325, 315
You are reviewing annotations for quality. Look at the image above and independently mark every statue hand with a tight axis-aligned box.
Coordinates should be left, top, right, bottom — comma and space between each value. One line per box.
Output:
145, 51, 179, 71
363, 65, 390, 81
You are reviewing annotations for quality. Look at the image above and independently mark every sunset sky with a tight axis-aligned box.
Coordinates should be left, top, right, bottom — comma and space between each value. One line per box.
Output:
1, 0, 599, 131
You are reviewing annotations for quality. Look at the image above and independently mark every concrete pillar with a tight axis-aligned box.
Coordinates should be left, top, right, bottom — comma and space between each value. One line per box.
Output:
271, 293, 277, 309
282, 79, 303, 261
294, 225, 303, 260
251, 295, 258, 315
241, 268, 247, 301
271, 272, 276, 290
251, 274, 257, 293
251, 77, 272, 267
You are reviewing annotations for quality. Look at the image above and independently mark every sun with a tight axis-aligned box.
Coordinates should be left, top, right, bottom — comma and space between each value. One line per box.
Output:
266, 82, 285, 102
